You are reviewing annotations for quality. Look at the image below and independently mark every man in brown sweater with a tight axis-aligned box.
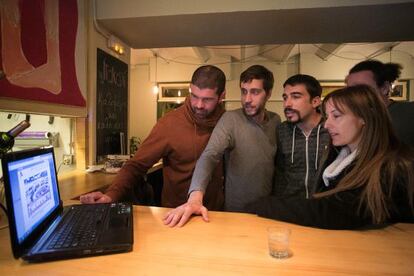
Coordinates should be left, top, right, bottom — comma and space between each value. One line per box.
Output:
80, 65, 226, 210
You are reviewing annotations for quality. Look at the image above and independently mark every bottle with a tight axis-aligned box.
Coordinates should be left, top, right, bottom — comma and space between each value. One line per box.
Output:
0, 120, 31, 155
129, 136, 141, 156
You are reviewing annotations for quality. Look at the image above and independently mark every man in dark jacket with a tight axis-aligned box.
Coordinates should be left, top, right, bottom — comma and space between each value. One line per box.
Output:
274, 74, 331, 198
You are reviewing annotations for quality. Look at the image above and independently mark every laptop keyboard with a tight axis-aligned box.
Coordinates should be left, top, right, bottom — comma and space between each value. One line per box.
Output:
46, 204, 108, 250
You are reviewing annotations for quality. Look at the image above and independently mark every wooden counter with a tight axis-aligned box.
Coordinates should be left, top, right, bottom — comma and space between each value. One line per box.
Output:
0, 205, 413, 275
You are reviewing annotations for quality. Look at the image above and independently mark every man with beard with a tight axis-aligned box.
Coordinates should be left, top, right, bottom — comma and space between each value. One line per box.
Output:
273, 74, 331, 199
164, 65, 281, 227
80, 65, 226, 211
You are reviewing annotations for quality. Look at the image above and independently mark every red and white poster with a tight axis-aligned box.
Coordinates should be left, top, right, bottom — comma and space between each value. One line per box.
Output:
0, 0, 86, 107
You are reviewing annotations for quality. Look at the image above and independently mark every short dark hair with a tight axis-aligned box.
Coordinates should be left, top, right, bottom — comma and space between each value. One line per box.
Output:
191, 65, 226, 96
240, 65, 274, 94
283, 74, 322, 99
349, 60, 402, 88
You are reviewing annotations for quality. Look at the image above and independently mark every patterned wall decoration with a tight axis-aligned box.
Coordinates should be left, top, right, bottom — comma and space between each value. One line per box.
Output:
0, 0, 85, 107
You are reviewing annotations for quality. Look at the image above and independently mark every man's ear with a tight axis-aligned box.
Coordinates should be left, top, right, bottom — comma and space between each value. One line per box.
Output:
218, 91, 226, 103
381, 81, 392, 97
266, 89, 272, 100
312, 96, 321, 108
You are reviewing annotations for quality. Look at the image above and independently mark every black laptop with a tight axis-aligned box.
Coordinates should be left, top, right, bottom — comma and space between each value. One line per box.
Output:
1, 146, 133, 262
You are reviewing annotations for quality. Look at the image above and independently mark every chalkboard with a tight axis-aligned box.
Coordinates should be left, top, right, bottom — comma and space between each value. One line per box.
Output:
96, 48, 128, 163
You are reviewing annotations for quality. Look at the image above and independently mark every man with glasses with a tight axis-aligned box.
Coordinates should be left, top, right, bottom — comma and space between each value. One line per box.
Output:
346, 60, 414, 148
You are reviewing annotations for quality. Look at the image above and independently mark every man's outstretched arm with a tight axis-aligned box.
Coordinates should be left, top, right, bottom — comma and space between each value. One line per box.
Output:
163, 113, 234, 227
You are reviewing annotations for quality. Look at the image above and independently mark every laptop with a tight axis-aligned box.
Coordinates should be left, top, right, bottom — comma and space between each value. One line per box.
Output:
1, 146, 133, 262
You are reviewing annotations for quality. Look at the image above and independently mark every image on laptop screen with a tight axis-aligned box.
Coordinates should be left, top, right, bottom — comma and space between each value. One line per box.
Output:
6, 150, 60, 244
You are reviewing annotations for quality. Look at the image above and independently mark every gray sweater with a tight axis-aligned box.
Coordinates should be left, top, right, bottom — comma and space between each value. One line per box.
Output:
189, 109, 281, 211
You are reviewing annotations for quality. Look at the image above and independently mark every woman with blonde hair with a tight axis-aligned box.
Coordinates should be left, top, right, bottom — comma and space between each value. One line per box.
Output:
246, 85, 414, 229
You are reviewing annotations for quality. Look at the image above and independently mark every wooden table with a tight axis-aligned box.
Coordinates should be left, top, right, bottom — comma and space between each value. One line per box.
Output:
57, 170, 117, 201
0, 204, 413, 275
1, 169, 413, 275
57, 161, 162, 201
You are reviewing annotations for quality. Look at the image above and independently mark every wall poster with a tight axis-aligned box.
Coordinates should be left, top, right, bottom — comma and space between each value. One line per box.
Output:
0, 0, 86, 108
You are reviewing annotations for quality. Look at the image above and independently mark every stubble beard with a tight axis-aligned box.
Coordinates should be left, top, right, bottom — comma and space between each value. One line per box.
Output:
243, 103, 265, 118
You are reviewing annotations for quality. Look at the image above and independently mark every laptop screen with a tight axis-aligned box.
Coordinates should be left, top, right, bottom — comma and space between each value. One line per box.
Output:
5, 148, 60, 244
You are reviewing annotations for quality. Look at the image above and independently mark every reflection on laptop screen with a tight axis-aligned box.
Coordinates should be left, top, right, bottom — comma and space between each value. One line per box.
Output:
7, 151, 60, 244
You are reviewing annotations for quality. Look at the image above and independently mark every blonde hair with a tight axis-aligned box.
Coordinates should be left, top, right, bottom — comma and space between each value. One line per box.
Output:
317, 85, 414, 223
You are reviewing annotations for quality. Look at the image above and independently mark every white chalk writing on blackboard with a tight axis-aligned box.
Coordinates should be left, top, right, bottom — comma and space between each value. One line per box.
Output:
96, 48, 128, 162
102, 58, 127, 88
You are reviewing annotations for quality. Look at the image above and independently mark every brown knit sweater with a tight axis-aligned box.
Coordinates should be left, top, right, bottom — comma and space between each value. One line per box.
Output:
105, 97, 225, 210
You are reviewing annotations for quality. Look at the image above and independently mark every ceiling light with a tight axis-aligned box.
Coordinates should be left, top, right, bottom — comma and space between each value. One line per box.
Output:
108, 35, 125, 55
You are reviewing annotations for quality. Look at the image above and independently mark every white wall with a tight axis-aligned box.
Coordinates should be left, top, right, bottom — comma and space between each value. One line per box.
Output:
85, 1, 131, 165
129, 65, 157, 141
301, 50, 414, 81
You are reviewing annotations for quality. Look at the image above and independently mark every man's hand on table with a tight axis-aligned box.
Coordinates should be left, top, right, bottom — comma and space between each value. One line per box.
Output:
79, 191, 113, 204
163, 191, 208, 227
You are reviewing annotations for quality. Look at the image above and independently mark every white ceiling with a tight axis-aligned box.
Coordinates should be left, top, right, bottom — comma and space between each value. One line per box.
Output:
97, 2, 414, 48
131, 42, 414, 65
95, 1, 414, 65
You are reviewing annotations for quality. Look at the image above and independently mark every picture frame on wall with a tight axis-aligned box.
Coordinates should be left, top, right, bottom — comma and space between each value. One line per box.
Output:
157, 83, 190, 119
320, 81, 345, 98
158, 83, 190, 102
390, 80, 409, 101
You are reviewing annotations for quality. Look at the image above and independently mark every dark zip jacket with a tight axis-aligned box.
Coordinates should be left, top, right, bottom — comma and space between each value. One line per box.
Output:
273, 119, 330, 198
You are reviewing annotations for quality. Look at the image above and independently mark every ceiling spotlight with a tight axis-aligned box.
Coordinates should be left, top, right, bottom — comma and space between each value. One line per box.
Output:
108, 35, 125, 55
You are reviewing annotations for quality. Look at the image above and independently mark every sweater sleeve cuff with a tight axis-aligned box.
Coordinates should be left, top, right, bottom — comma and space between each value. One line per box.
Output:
188, 187, 206, 197
104, 188, 121, 202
